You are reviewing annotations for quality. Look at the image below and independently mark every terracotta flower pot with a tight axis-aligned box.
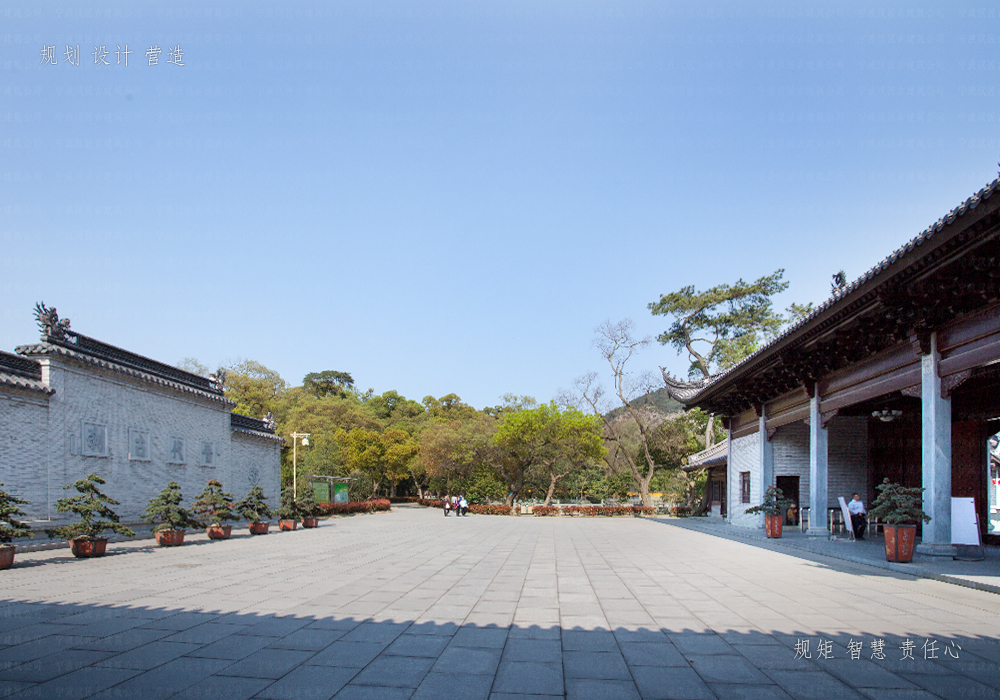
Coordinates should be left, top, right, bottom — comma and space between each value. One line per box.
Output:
765, 514, 784, 538
206, 525, 232, 540
279, 519, 298, 531
155, 529, 186, 547
884, 524, 917, 562
301, 517, 319, 529
248, 521, 270, 535
0, 545, 15, 570
70, 537, 108, 558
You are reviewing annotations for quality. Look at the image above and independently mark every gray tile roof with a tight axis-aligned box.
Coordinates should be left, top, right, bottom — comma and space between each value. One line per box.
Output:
16, 341, 234, 406
666, 176, 1000, 406
0, 371, 52, 395
683, 440, 727, 471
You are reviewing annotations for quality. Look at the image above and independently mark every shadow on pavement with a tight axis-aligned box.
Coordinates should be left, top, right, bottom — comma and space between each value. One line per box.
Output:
1, 597, 998, 700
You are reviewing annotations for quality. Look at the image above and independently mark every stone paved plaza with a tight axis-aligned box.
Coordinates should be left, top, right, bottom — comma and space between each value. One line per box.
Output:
1, 506, 999, 700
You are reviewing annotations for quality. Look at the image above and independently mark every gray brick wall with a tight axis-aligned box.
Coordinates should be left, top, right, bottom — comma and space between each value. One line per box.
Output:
731, 415, 869, 530
772, 416, 868, 514
0, 389, 50, 520
729, 431, 763, 528
0, 355, 280, 524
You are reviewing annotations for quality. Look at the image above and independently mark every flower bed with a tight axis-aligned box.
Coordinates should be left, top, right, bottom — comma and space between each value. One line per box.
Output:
532, 505, 654, 517
316, 499, 392, 516
388, 497, 422, 503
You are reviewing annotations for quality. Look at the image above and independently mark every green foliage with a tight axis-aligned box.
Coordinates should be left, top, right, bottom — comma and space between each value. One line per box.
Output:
335, 426, 419, 494
345, 470, 375, 502
744, 486, 793, 517
45, 474, 136, 541
141, 482, 201, 533
235, 485, 272, 523
0, 482, 32, 544
460, 467, 508, 504
225, 359, 287, 418
297, 487, 321, 517
648, 269, 789, 377
869, 479, 932, 525
491, 402, 607, 505
274, 487, 304, 520
303, 370, 355, 399
191, 480, 239, 526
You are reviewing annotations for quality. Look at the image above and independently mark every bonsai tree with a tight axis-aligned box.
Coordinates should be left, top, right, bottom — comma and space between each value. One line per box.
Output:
191, 479, 239, 527
141, 481, 201, 533
869, 479, 931, 525
745, 485, 793, 517
46, 474, 136, 541
297, 487, 321, 518
274, 487, 303, 521
0, 482, 32, 544
235, 485, 271, 523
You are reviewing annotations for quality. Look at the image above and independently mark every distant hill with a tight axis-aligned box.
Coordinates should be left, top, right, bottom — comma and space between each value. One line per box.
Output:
604, 387, 683, 423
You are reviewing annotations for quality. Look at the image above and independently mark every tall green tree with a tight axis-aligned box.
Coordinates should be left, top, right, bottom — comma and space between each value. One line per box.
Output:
224, 359, 287, 418
572, 319, 662, 507
493, 403, 606, 507
303, 370, 355, 399
648, 269, 789, 378
335, 427, 419, 496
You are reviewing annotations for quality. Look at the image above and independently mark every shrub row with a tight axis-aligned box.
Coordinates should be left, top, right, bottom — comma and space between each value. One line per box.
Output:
467, 504, 514, 516
316, 499, 392, 516
387, 496, 422, 503
532, 505, 654, 517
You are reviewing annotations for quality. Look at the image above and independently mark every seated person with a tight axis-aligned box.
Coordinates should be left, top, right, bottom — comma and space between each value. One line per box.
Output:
785, 504, 798, 526
848, 492, 867, 540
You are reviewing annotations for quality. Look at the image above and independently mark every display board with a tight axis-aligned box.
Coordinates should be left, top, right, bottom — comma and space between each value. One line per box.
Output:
951, 497, 980, 545
333, 483, 349, 503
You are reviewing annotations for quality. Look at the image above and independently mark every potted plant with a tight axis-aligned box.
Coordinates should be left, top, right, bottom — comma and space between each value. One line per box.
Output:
192, 479, 239, 540
868, 479, 931, 563
745, 485, 792, 538
45, 474, 135, 557
274, 487, 302, 531
0, 482, 32, 570
298, 488, 320, 528
236, 485, 272, 535
141, 481, 200, 547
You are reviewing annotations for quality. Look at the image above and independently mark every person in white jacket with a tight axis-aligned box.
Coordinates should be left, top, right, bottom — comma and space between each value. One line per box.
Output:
848, 493, 867, 540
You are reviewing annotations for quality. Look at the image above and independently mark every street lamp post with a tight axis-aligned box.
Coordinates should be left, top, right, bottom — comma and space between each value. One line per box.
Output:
290, 432, 310, 494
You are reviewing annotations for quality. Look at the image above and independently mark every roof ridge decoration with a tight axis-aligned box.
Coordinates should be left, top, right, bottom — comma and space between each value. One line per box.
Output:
660, 370, 720, 402
34, 302, 70, 341
665, 175, 1000, 407
18, 302, 231, 403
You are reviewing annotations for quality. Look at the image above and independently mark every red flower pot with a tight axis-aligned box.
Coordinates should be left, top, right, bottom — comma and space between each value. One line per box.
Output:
155, 530, 186, 547
301, 517, 319, 529
70, 537, 108, 558
206, 525, 232, 540
248, 521, 270, 535
279, 519, 297, 531
765, 514, 784, 538
884, 524, 917, 562
0, 545, 15, 570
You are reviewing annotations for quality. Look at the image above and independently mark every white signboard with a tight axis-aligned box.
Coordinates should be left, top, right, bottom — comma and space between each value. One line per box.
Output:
837, 497, 855, 539
951, 497, 980, 546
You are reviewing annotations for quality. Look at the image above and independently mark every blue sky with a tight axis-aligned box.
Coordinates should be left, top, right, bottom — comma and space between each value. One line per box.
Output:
3, 1, 999, 410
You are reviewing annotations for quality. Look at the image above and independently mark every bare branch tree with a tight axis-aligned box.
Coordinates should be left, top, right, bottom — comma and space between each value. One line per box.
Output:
569, 319, 661, 507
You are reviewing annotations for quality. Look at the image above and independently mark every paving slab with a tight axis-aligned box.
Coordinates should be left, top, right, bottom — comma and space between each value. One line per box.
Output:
0, 506, 997, 699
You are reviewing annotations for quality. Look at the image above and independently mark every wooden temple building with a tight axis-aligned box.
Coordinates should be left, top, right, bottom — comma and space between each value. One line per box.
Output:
665, 178, 1000, 551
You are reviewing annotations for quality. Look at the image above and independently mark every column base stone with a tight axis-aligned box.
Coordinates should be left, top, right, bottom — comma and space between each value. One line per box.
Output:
806, 527, 830, 539
915, 543, 956, 557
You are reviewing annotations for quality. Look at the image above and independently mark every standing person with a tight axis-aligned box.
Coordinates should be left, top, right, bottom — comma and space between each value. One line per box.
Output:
848, 492, 867, 540
459, 495, 468, 517
443, 495, 451, 517
452, 495, 460, 514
